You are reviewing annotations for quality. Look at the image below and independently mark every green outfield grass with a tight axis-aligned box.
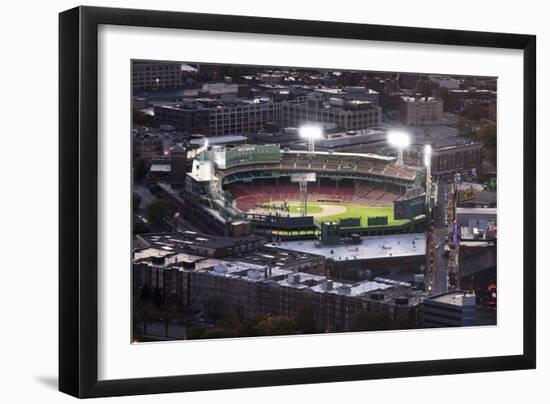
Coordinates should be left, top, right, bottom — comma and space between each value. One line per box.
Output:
280, 201, 410, 227
287, 204, 323, 214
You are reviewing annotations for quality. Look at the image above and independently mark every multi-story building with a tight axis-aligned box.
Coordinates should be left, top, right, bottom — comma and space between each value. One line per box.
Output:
343, 86, 380, 106
429, 143, 484, 178
132, 132, 164, 160
428, 76, 462, 90
132, 62, 184, 91
133, 249, 423, 332
133, 249, 205, 306
260, 73, 285, 85
169, 144, 187, 183
154, 99, 282, 136
153, 103, 211, 134
153, 89, 382, 136
400, 96, 444, 125
447, 88, 496, 115
209, 99, 283, 135
136, 232, 266, 258
398, 73, 422, 90
422, 291, 476, 327
281, 94, 382, 131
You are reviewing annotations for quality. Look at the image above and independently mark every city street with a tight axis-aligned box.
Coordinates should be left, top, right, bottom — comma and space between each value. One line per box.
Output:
427, 182, 451, 294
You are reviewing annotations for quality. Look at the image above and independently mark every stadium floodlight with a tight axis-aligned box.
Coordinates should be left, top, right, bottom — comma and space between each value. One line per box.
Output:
424, 144, 432, 208
299, 124, 323, 153
387, 130, 411, 166
424, 144, 432, 167
387, 129, 411, 148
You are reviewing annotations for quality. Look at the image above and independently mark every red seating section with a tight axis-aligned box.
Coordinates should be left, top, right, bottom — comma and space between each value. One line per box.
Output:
228, 182, 401, 211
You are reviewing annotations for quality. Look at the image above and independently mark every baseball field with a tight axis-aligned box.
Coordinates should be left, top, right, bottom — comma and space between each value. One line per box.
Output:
275, 201, 410, 227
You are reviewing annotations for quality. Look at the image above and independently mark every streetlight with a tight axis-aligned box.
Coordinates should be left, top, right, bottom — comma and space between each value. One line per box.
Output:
387, 130, 411, 166
299, 124, 323, 153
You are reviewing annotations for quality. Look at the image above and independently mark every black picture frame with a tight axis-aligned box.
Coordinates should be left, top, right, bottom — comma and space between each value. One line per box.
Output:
59, 5, 536, 398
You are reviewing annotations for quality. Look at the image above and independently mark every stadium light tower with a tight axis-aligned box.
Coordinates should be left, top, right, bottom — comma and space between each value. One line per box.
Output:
200, 137, 209, 161
424, 144, 432, 207
387, 130, 411, 167
299, 124, 323, 153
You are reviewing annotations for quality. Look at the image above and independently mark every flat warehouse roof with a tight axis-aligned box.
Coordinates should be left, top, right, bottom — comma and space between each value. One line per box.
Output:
267, 233, 426, 261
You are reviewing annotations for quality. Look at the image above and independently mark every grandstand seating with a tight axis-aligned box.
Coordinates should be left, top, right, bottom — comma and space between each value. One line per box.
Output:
218, 150, 423, 212
228, 181, 400, 211
219, 151, 421, 186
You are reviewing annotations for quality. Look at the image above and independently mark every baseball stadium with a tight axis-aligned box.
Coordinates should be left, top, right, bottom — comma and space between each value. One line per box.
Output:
178, 144, 428, 241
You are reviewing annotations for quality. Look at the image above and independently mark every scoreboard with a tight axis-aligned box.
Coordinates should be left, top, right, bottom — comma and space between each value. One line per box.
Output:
226, 144, 280, 167
219, 144, 281, 169
394, 195, 426, 220
367, 216, 388, 226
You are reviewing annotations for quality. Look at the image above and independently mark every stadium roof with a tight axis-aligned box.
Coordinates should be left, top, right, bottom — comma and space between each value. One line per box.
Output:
281, 149, 395, 162
189, 135, 248, 146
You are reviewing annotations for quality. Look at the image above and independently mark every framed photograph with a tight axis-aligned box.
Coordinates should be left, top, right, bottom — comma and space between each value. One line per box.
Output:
59, 6, 536, 398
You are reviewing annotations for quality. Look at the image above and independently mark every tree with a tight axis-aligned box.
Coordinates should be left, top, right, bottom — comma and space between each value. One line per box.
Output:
132, 193, 142, 212
221, 309, 241, 331
135, 302, 159, 336
456, 117, 476, 138
187, 325, 208, 340
350, 311, 393, 332
238, 315, 267, 337
477, 123, 497, 166
133, 157, 149, 183
133, 107, 150, 125
187, 325, 234, 340
203, 328, 232, 339
226, 66, 242, 82
465, 109, 481, 121
161, 305, 178, 338
133, 220, 150, 235
146, 200, 171, 224
438, 87, 450, 111
253, 315, 297, 336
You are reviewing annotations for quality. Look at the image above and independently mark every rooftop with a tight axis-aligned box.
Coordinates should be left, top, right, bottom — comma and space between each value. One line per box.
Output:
197, 262, 397, 298
428, 291, 476, 306
281, 149, 395, 162
267, 233, 426, 261
133, 248, 204, 264
401, 96, 442, 103
134, 244, 426, 305
233, 247, 323, 268
137, 231, 264, 253
189, 135, 248, 146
